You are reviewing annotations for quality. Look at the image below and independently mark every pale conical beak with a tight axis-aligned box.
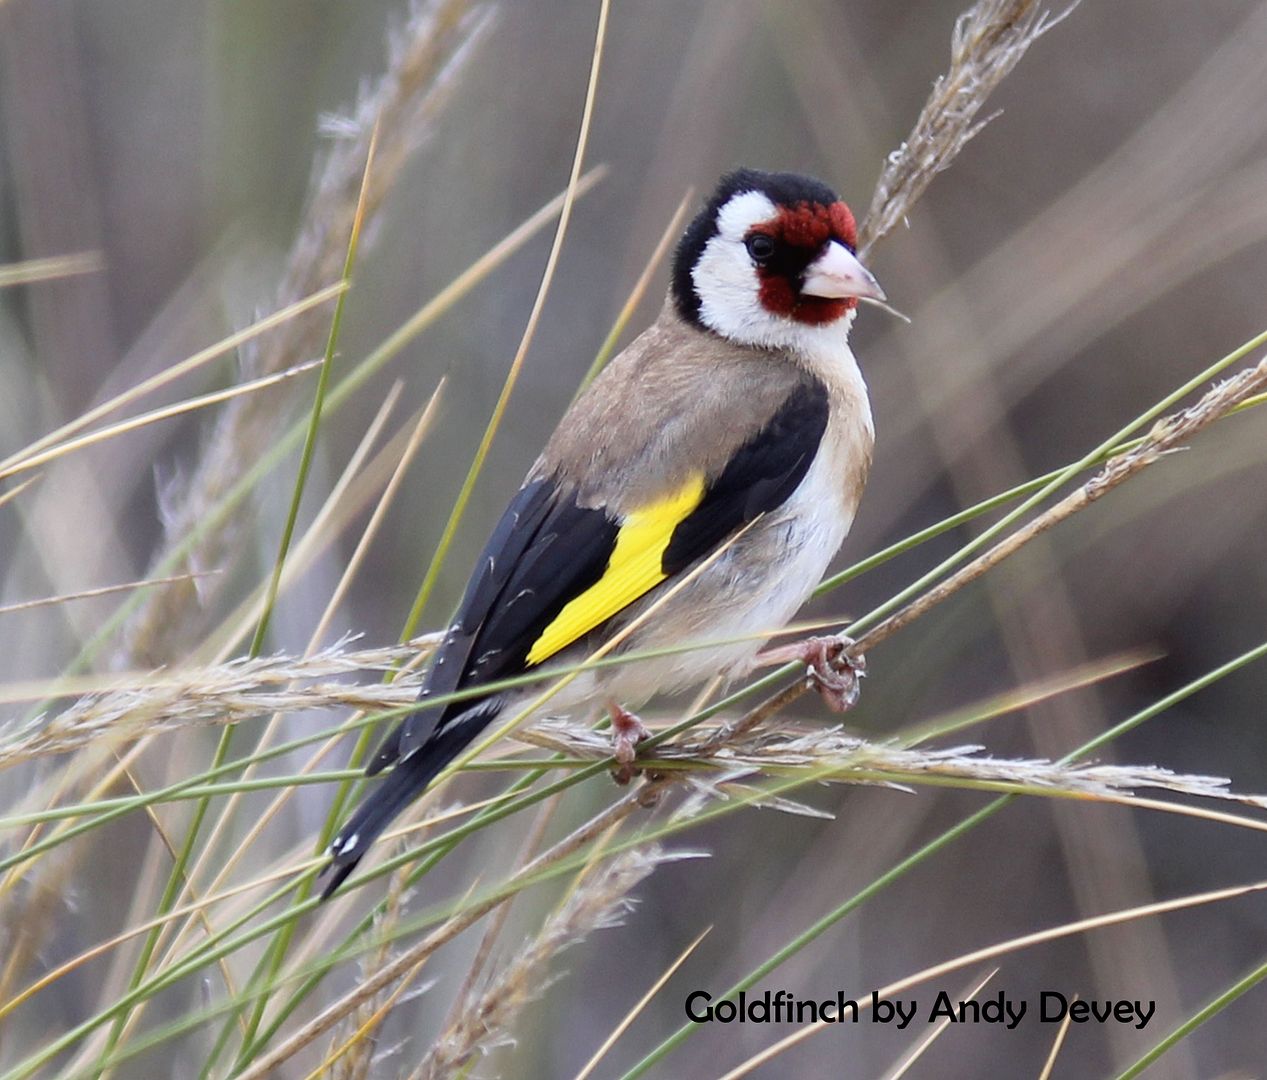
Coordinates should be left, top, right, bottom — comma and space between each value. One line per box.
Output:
800, 241, 886, 302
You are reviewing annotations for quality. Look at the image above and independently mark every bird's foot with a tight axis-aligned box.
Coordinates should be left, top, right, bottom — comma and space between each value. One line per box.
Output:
754, 634, 866, 712
607, 700, 651, 784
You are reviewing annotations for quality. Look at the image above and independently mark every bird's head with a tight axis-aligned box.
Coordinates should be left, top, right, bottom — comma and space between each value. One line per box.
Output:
672, 168, 884, 350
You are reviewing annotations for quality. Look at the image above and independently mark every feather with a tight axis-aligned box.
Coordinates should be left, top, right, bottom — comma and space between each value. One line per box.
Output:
525, 474, 706, 664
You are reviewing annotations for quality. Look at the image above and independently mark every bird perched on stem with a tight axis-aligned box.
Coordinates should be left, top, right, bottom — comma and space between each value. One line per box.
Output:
323, 168, 885, 897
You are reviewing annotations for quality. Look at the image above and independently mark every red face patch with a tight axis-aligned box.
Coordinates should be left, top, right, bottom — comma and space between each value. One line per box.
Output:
772, 200, 857, 250
758, 278, 852, 324
751, 200, 860, 324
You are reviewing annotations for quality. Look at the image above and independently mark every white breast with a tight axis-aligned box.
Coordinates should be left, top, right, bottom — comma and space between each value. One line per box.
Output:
597, 341, 874, 704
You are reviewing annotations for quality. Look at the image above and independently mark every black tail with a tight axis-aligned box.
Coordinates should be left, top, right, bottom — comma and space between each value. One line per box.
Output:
320, 724, 476, 899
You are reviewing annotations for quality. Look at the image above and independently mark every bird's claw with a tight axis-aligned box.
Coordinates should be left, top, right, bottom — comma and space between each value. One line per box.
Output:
800, 635, 865, 711
756, 634, 865, 711
608, 701, 651, 784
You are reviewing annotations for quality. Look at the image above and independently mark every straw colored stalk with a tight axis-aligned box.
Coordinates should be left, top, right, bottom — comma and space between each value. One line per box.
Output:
120, 0, 495, 666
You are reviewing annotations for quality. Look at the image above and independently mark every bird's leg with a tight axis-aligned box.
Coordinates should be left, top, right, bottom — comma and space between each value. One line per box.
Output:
607, 700, 651, 784
751, 634, 866, 712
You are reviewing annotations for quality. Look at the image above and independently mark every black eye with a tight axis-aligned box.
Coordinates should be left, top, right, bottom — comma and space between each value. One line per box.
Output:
745, 233, 776, 264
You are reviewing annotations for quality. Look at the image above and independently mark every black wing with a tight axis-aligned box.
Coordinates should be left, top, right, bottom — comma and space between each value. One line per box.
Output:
325, 482, 620, 897
366, 479, 620, 773
663, 377, 829, 573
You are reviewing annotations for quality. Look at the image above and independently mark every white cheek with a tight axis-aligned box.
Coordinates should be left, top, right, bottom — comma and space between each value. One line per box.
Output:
693, 190, 779, 343
692, 236, 768, 340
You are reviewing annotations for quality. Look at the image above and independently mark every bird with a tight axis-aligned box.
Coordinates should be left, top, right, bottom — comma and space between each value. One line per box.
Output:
322, 167, 885, 898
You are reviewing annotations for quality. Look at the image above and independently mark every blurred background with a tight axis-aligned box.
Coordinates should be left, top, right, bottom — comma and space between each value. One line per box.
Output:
3, 0, 1267, 1076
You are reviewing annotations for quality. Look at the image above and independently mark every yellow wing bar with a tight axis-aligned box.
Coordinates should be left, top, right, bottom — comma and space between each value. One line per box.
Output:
524, 475, 706, 666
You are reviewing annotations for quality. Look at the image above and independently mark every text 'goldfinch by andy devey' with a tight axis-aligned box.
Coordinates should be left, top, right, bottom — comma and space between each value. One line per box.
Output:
683, 989, 1158, 1030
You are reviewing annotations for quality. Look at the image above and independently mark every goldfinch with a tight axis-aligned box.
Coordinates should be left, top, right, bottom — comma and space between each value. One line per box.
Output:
323, 168, 884, 897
